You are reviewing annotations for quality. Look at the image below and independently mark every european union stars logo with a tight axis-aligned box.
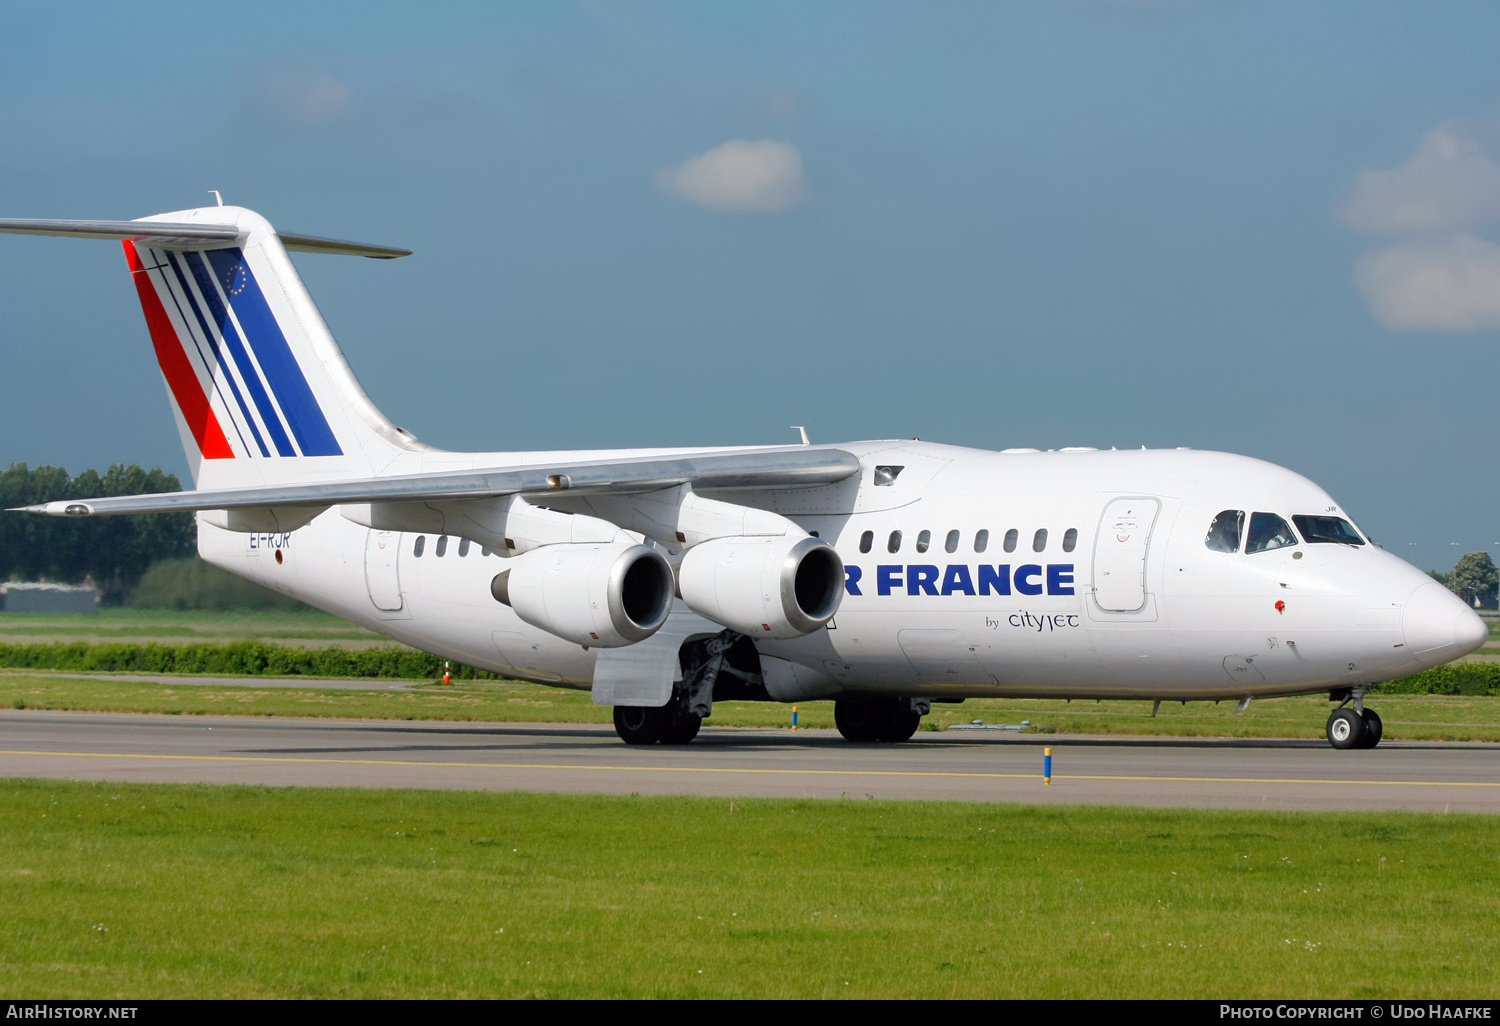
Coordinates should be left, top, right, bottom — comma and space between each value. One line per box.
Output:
221, 260, 248, 296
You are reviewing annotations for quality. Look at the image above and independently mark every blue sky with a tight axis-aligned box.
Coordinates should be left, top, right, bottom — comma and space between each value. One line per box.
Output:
3, 1, 1500, 574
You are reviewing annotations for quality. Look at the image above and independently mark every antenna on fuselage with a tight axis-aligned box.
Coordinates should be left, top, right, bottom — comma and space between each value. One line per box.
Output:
209, 190, 224, 206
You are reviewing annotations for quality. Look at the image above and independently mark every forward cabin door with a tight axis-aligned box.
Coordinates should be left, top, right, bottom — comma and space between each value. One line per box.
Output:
364, 529, 404, 613
1092, 498, 1159, 612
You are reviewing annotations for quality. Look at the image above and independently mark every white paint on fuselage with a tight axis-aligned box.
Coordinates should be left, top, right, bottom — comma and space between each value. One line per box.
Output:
199, 441, 1483, 703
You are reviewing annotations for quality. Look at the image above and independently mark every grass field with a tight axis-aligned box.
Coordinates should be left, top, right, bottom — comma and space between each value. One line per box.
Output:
3, 673, 1500, 740
0, 780, 1494, 998
0, 609, 386, 648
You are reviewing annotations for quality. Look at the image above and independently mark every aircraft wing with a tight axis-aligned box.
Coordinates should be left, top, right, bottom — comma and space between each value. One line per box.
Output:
13, 447, 862, 517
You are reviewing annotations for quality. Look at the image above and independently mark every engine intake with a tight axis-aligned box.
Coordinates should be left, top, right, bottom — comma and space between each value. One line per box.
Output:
677, 535, 844, 638
491, 542, 673, 648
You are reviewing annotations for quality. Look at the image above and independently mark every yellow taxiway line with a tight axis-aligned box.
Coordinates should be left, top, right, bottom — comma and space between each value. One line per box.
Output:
0, 748, 1496, 788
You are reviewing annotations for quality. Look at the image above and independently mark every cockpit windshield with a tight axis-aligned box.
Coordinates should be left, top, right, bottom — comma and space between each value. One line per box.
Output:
1292, 515, 1365, 546
1245, 512, 1298, 554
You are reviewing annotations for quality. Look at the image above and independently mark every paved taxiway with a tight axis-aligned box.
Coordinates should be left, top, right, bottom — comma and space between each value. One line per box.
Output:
0, 710, 1495, 812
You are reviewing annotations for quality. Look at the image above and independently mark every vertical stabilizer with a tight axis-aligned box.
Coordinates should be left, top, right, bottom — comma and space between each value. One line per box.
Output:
121, 205, 433, 488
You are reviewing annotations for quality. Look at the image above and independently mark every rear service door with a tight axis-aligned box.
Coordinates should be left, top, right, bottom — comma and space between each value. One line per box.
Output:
364, 530, 404, 612
1092, 498, 1160, 612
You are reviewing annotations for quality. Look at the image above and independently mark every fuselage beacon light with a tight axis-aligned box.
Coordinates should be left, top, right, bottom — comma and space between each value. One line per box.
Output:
0, 205, 1485, 750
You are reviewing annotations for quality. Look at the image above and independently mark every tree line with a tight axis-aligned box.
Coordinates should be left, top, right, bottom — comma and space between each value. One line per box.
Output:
0, 463, 195, 603
1430, 550, 1500, 608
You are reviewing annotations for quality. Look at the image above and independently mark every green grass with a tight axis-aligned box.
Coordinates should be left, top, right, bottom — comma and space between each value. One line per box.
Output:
4, 674, 1500, 740
0, 608, 381, 645
0, 780, 1495, 998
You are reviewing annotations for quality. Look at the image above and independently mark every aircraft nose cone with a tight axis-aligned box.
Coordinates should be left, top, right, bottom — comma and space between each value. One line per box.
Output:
1403, 581, 1489, 666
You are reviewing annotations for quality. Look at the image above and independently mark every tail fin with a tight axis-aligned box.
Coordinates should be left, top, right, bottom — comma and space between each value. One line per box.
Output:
119, 206, 432, 487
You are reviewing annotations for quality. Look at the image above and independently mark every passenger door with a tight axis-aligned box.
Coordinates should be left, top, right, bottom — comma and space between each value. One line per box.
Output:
1092, 498, 1160, 612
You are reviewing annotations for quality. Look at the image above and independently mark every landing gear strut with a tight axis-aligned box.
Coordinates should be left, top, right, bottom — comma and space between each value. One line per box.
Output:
834, 697, 929, 743
1326, 686, 1382, 750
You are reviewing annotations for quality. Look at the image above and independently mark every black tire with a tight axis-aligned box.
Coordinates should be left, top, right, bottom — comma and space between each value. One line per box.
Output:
614, 705, 668, 745
1326, 708, 1366, 750
877, 701, 922, 743
662, 710, 702, 745
834, 698, 882, 742
1358, 709, 1383, 749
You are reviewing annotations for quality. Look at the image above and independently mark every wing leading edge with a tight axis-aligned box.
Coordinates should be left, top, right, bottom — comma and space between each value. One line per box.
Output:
12, 447, 863, 517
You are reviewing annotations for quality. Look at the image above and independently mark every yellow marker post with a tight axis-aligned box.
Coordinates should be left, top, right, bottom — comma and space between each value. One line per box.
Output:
1044, 747, 1052, 785
792, 705, 799, 731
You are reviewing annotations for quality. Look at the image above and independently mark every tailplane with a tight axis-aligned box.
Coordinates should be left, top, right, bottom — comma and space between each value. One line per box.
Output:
0, 206, 431, 487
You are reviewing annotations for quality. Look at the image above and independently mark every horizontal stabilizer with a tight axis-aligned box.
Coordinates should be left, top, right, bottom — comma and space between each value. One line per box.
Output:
0, 218, 410, 258
11, 447, 862, 517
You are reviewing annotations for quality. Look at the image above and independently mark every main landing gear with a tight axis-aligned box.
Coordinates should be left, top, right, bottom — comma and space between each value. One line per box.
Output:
834, 697, 930, 743
1326, 686, 1383, 750
613, 704, 701, 746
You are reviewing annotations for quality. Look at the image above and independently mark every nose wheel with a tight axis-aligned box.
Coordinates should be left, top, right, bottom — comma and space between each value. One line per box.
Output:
1326, 688, 1382, 749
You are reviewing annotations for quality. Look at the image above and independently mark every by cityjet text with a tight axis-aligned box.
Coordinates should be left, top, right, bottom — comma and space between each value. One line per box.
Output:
1221, 1008, 1491, 1020
6, 1008, 137, 1020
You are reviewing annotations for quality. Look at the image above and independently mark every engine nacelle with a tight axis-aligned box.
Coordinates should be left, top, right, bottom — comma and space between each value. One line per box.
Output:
677, 535, 844, 639
491, 542, 674, 648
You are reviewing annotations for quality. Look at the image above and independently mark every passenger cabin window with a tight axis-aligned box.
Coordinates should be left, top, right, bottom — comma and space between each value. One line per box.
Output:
1292, 515, 1365, 547
916, 530, 931, 553
1062, 528, 1078, 553
1246, 512, 1298, 554
1204, 510, 1245, 553
859, 530, 873, 554
458, 538, 470, 557
945, 529, 960, 553
974, 529, 989, 553
888, 530, 902, 553
873, 465, 904, 486
435, 535, 448, 557
413, 536, 425, 557
1032, 528, 1048, 553
1003, 529, 1018, 553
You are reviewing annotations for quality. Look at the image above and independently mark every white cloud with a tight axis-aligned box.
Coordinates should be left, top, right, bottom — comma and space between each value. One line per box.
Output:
1341, 125, 1500, 236
655, 139, 807, 213
1354, 234, 1500, 332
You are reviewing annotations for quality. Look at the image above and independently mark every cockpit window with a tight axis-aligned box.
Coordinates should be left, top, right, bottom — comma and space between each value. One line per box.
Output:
1292, 515, 1365, 547
1205, 510, 1245, 553
1245, 512, 1298, 554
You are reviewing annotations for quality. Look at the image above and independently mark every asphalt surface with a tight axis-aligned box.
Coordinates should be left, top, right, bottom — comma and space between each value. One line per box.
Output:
1, 709, 1497, 812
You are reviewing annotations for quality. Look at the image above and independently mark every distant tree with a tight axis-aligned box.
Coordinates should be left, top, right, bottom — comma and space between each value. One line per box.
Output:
1450, 551, 1499, 607
1428, 569, 1452, 587
0, 462, 195, 602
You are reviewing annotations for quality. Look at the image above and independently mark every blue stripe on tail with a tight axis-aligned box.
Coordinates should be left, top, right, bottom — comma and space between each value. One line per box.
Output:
166, 252, 270, 457
205, 248, 343, 457
187, 251, 297, 457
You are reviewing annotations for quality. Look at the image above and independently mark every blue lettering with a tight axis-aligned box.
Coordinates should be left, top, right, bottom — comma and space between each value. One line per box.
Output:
907, 564, 939, 596
940, 564, 975, 596
844, 565, 863, 596
1047, 563, 1075, 596
978, 565, 1011, 596
877, 565, 903, 596
1015, 564, 1044, 596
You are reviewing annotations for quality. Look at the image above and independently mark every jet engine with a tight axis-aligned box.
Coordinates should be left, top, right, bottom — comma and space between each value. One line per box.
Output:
491, 542, 674, 648
677, 534, 844, 639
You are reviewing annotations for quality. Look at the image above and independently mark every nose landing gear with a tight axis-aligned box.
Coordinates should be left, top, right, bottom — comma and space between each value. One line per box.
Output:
1327, 686, 1382, 750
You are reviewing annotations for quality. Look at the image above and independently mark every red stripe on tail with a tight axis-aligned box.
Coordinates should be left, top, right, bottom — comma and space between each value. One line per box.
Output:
122, 240, 234, 460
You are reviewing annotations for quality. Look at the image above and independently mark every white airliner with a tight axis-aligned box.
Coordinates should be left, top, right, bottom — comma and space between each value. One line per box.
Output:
1, 204, 1486, 750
